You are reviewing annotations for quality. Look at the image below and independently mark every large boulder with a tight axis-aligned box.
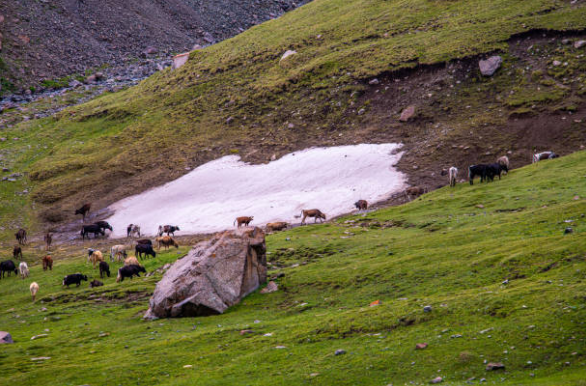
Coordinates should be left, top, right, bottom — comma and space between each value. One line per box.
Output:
479, 56, 502, 76
145, 227, 267, 318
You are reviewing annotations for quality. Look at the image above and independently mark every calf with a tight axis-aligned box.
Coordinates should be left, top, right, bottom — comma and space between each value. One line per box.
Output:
301, 209, 326, 224
75, 203, 91, 221
30, 282, 39, 302
62, 273, 88, 288
136, 243, 156, 259
81, 224, 105, 240
89, 280, 104, 288
468, 164, 489, 185
110, 244, 128, 262
42, 255, 53, 271
19, 262, 29, 279
354, 200, 368, 211
117, 265, 146, 282
99, 261, 110, 278
533, 151, 559, 163
15, 228, 27, 245
234, 216, 254, 227
0, 260, 17, 279
127, 224, 141, 238
156, 236, 179, 250
497, 156, 510, 174
13, 246, 23, 260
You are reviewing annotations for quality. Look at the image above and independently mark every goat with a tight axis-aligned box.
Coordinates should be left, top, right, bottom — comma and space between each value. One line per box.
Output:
30, 282, 39, 302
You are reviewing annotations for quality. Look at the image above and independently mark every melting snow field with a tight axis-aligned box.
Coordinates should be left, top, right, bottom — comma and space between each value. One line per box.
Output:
106, 143, 407, 237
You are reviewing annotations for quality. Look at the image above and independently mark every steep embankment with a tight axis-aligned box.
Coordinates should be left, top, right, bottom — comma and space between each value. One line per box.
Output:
0, 152, 584, 385
0, 0, 305, 92
1, 0, 586, 237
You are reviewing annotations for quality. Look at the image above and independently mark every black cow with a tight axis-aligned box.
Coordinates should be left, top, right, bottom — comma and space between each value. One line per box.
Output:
13, 246, 23, 260
0, 260, 18, 279
135, 244, 156, 259
158, 225, 180, 237
468, 164, 490, 185
94, 221, 113, 232
81, 224, 105, 240
485, 163, 506, 181
63, 273, 88, 287
75, 203, 91, 221
117, 265, 146, 282
99, 261, 110, 278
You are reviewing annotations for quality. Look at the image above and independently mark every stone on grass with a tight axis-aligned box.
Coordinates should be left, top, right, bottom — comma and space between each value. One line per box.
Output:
564, 227, 573, 234
430, 376, 443, 384
423, 305, 432, 313
574, 40, 586, 49
260, 281, 278, 294
31, 334, 48, 340
479, 56, 502, 76
145, 227, 266, 318
486, 362, 505, 371
335, 349, 346, 356
415, 343, 428, 350
279, 50, 297, 65
399, 105, 416, 122
0, 331, 13, 344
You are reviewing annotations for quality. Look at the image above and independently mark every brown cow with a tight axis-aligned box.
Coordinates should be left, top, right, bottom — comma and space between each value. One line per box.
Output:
301, 209, 326, 224
234, 216, 254, 227
44, 232, 53, 251
266, 222, 289, 232
75, 203, 91, 221
13, 246, 23, 260
354, 200, 368, 211
406, 186, 426, 198
42, 255, 53, 271
15, 228, 27, 245
156, 236, 179, 250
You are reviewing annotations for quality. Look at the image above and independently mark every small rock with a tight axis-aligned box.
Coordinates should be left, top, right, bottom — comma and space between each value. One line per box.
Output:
335, 349, 346, 356
369, 78, 380, 85
260, 281, 278, 294
399, 105, 416, 122
31, 357, 51, 361
423, 305, 432, 313
564, 227, 573, 234
479, 56, 502, 76
226, 116, 234, 125
239, 329, 254, 335
31, 334, 48, 340
430, 376, 443, 384
0, 331, 13, 344
574, 40, 586, 49
415, 343, 428, 350
486, 362, 505, 371
275, 345, 286, 349
357, 108, 365, 115
279, 50, 297, 64
553, 60, 562, 67
183, 365, 193, 368
476, 204, 484, 209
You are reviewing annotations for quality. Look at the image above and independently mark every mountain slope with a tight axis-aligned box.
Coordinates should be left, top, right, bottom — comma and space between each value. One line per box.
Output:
1, 0, 586, 235
0, 151, 585, 385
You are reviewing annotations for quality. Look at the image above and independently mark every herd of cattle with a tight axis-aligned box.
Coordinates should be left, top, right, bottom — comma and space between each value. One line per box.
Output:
0, 150, 560, 302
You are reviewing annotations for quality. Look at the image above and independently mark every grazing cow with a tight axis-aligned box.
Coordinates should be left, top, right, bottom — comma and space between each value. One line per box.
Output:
88, 250, 104, 268
354, 200, 368, 211
44, 232, 53, 251
136, 239, 152, 246
485, 163, 506, 181
234, 216, 254, 227
301, 209, 326, 224
0, 260, 17, 279
63, 273, 88, 288
497, 156, 510, 174
75, 203, 91, 221
89, 280, 104, 288
110, 244, 128, 262
266, 222, 289, 232
13, 246, 23, 260
19, 262, 29, 279
124, 256, 140, 266
158, 225, 180, 236
468, 164, 489, 185
99, 261, 110, 278
28, 281, 39, 302
135, 243, 156, 259
94, 221, 113, 233
42, 255, 53, 271
117, 265, 146, 282
127, 224, 141, 238
30, 282, 39, 302
156, 236, 179, 250
533, 151, 559, 163
406, 186, 426, 197
441, 166, 459, 187
15, 228, 27, 245
81, 224, 105, 240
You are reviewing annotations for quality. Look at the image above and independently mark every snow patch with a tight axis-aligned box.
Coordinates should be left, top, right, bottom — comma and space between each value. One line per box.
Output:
106, 143, 406, 237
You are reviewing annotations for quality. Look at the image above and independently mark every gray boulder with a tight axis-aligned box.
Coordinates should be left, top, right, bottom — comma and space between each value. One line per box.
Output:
0, 331, 13, 344
479, 56, 502, 76
145, 227, 267, 318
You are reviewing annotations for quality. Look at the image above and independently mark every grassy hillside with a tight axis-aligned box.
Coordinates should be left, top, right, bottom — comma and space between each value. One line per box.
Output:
1, 0, 586, 237
1, 152, 585, 385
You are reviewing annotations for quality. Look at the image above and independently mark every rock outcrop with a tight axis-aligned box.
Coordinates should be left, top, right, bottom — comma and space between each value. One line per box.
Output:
145, 227, 267, 318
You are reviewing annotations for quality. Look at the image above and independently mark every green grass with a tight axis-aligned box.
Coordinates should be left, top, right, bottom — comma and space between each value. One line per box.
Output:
1, 0, 585, 233
1, 151, 585, 385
